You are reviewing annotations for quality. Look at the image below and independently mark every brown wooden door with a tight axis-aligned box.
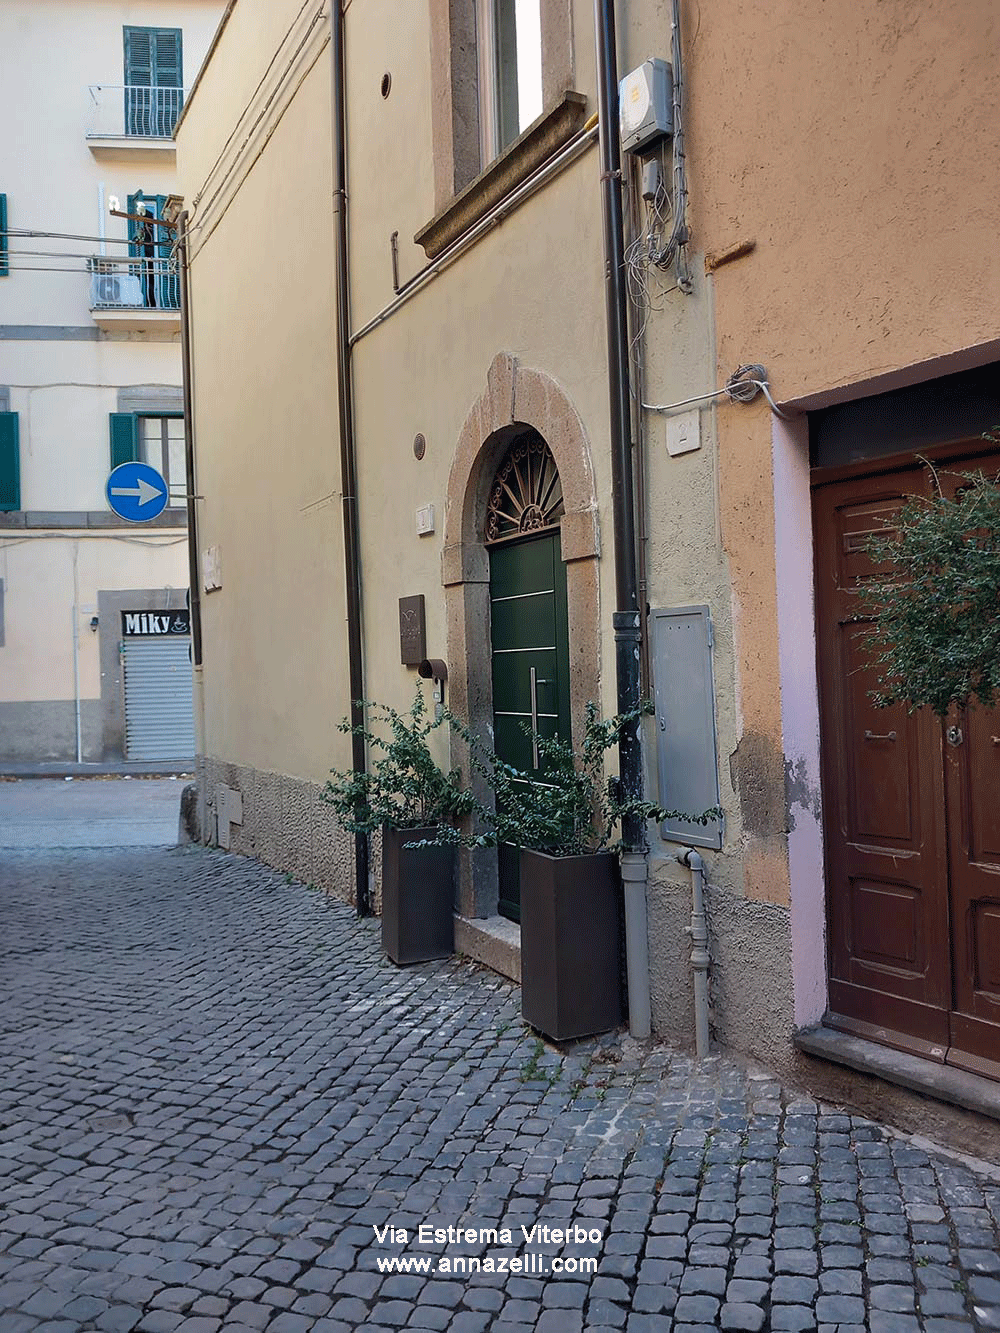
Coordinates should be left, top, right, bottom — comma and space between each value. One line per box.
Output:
814, 453, 1000, 1078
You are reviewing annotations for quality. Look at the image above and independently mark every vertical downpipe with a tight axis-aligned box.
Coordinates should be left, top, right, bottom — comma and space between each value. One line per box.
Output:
681, 848, 711, 1058
71, 543, 82, 764
178, 213, 202, 668
594, 0, 651, 1038
330, 2, 369, 916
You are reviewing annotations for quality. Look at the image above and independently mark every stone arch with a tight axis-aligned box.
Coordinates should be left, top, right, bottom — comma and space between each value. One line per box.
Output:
442, 353, 601, 919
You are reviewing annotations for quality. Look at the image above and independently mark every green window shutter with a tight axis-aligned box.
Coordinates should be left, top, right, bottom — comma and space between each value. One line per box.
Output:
124, 27, 153, 86
110, 413, 140, 469
124, 27, 182, 87
0, 413, 20, 512
0, 194, 8, 278
153, 29, 183, 88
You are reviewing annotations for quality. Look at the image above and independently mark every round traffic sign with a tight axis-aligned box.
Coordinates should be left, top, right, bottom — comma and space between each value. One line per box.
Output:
106, 461, 169, 522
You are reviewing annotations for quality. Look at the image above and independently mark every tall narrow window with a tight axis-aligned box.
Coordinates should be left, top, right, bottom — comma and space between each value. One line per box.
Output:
477, 0, 543, 163
0, 194, 8, 277
123, 27, 183, 136
140, 416, 186, 504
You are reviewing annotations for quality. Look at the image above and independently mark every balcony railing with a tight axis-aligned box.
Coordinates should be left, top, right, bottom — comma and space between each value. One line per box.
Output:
87, 85, 187, 140
88, 255, 179, 311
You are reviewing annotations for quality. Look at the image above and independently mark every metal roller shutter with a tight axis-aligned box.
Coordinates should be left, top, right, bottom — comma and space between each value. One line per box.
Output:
122, 637, 195, 760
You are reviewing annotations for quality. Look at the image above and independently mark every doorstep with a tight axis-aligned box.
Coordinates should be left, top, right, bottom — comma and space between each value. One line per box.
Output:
454, 914, 521, 984
795, 1023, 1000, 1123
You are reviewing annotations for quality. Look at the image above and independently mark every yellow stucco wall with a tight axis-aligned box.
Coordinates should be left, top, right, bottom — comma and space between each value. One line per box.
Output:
180, 22, 350, 783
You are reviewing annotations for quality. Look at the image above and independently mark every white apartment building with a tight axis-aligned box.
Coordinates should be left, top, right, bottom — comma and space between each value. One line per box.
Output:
0, 0, 223, 765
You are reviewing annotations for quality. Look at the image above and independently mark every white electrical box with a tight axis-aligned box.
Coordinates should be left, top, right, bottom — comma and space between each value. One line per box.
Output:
666, 408, 701, 457
415, 503, 435, 536
619, 59, 673, 154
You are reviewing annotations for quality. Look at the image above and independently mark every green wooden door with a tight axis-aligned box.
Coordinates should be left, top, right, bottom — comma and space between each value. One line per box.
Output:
489, 530, 572, 920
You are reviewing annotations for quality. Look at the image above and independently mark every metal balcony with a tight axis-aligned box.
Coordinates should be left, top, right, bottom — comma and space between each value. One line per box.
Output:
86, 86, 187, 156
88, 256, 180, 333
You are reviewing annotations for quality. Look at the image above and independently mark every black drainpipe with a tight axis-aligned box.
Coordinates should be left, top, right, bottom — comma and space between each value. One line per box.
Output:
594, 0, 643, 848
595, 0, 652, 1035
330, 3, 369, 917
177, 211, 202, 668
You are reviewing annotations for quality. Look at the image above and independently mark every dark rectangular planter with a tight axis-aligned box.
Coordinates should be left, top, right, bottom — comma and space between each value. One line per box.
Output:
519, 848, 623, 1041
380, 825, 456, 965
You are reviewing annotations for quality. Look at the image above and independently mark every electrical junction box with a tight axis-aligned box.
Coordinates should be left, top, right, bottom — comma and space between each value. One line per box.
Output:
619, 58, 673, 154
666, 408, 700, 457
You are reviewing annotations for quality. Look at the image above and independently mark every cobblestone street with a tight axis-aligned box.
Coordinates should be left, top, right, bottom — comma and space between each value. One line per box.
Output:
2, 845, 999, 1333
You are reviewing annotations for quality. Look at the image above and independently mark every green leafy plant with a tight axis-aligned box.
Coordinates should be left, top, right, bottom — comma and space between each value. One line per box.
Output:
858, 458, 1000, 717
434, 701, 720, 857
322, 688, 475, 834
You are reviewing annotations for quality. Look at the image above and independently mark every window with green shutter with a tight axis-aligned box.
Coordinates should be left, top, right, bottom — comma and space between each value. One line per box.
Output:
0, 413, 20, 511
123, 27, 184, 136
110, 413, 140, 470
0, 195, 8, 278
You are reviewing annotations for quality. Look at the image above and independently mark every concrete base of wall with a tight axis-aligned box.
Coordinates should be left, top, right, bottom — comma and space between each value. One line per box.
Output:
647, 863, 795, 1069
0, 699, 102, 763
199, 757, 355, 906
454, 913, 521, 983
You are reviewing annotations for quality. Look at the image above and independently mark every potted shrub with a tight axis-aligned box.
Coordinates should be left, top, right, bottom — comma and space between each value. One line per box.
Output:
442, 704, 717, 1041
323, 689, 474, 965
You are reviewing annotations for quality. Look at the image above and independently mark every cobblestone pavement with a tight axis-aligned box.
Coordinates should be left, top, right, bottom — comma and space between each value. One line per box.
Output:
2, 847, 999, 1333
0, 779, 185, 850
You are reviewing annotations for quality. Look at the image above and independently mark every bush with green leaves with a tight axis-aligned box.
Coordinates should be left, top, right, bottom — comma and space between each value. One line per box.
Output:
435, 701, 720, 857
859, 460, 1000, 717
322, 688, 476, 833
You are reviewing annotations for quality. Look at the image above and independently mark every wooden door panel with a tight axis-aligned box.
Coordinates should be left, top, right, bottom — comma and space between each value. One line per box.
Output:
937, 456, 1000, 1070
817, 447, 1000, 1076
946, 697, 1000, 1068
840, 633, 917, 846
815, 470, 951, 1045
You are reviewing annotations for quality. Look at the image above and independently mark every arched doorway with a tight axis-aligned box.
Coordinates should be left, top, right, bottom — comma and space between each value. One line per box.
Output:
442, 354, 601, 923
485, 430, 571, 919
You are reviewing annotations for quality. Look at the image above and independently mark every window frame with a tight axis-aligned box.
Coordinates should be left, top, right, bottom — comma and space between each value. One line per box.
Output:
137, 412, 186, 506
428, 0, 575, 212
476, 0, 543, 166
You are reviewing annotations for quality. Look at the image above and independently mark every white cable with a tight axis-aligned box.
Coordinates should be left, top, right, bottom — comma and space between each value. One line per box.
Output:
642, 365, 796, 419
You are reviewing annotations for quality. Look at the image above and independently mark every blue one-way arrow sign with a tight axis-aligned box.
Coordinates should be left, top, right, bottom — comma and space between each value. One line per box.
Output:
106, 461, 169, 522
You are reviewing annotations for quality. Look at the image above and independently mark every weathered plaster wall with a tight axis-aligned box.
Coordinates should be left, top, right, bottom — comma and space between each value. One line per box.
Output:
691, 0, 1000, 403
178, 31, 352, 788
681, 0, 1000, 1014
199, 758, 355, 906
0, 534, 188, 703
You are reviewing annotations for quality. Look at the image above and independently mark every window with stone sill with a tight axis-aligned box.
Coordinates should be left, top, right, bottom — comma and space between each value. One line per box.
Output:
428, 0, 575, 210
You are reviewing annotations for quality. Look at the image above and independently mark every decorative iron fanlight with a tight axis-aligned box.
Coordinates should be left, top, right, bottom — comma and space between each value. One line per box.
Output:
485, 433, 564, 544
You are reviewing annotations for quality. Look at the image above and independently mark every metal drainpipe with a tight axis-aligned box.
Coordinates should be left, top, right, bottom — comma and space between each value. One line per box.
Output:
680, 848, 711, 1058
178, 212, 202, 669
330, 1, 369, 917
594, 0, 651, 1039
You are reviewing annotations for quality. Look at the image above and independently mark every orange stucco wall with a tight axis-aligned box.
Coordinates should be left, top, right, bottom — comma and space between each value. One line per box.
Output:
681, 0, 1000, 905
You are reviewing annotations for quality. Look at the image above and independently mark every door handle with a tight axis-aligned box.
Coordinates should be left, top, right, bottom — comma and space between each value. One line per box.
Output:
864, 730, 896, 742
946, 725, 963, 747
529, 666, 539, 770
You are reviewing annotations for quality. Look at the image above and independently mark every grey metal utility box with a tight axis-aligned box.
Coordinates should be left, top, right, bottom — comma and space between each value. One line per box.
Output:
651, 605, 723, 849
